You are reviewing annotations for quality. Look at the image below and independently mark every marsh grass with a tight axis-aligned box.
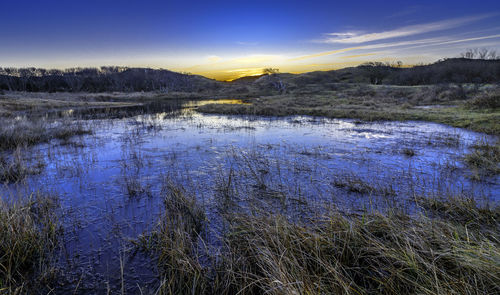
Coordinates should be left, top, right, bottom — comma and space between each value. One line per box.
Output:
137, 174, 499, 295
332, 174, 396, 197
0, 147, 44, 183
464, 139, 500, 179
135, 181, 209, 294
417, 196, 499, 228
466, 91, 500, 110
223, 208, 499, 295
124, 176, 152, 197
0, 192, 61, 293
426, 132, 461, 147
0, 118, 90, 151
402, 148, 416, 157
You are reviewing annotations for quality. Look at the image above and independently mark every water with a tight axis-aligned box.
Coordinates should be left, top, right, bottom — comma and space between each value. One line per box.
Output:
1, 101, 498, 293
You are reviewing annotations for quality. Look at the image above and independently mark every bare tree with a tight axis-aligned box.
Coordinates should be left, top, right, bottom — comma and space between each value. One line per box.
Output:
461, 48, 499, 60
263, 68, 286, 93
478, 48, 489, 59
263, 68, 280, 75
488, 50, 498, 60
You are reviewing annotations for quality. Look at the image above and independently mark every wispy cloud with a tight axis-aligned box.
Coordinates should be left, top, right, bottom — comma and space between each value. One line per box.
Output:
425, 34, 500, 46
290, 33, 500, 62
314, 15, 492, 44
360, 34, 500, 51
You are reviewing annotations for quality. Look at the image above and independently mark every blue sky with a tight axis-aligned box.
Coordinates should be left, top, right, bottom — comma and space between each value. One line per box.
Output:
1, 0, 499, 80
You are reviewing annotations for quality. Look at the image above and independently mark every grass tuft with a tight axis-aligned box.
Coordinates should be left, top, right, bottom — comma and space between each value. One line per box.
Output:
466, 91, 500, 110
0, 192, 61, 293
417, 196, 499, 228
0, 148, 44, 183
0, 118, 89, 151
464, 139, 500, 178
135, 181, 209, 294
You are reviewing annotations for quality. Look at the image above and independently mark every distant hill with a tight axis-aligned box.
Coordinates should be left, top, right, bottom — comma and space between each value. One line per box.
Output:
0, 67, 220, 93
270, 58, 500, 87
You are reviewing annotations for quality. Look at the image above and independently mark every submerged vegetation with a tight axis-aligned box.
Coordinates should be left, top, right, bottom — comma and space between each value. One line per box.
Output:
465, 139, 500, 179
0, 147, 44, 183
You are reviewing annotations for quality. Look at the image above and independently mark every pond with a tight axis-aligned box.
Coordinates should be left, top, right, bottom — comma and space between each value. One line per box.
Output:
1, 100, 498, 293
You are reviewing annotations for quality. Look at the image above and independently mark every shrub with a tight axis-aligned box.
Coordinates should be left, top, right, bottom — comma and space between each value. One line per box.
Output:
466, 91, 500, 109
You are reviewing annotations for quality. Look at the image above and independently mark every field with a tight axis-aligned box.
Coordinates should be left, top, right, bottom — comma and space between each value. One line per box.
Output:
0, 81, 499, 294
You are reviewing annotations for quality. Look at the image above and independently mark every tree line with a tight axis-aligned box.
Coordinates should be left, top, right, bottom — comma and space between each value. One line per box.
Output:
358, 58, 500, 85
0, 67, 219, 92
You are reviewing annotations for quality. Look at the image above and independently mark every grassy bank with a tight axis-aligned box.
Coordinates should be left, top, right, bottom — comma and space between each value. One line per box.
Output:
138, 183, 500, 295
198, 84, 500, 135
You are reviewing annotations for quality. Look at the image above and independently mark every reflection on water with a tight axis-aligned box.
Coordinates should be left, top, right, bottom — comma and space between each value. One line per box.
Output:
0, 102, 498, 293
47, 98, 249, 120
181, 99, 249, 108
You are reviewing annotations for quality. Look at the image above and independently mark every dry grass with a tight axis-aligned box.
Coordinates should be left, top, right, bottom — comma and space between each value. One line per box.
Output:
466, 90, 500, 109
135, 181, 209, 294
417, 196, 499, 228
138, 179, 500, 295
0, 192, 61, 293
0, 118, 89, 151
0, 147, 44, 183
464, 139, 500, 179
223, 208, 499, 295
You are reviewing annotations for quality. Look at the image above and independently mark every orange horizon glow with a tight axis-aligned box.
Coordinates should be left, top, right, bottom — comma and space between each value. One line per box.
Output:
180, 55, 428, 81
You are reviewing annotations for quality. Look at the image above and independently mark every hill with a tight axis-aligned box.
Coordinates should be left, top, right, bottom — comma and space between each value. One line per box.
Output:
0, 67, 220, 93
269, 58, 500, 88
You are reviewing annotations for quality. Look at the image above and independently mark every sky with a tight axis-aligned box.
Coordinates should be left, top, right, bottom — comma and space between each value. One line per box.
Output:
1, 0, 499, 80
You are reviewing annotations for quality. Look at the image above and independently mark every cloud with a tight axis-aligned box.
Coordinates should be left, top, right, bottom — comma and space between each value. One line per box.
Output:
289, 33, 500, 62
361, 34, 500, 51
426, 34, 500, 46
315, 15, 492, 44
